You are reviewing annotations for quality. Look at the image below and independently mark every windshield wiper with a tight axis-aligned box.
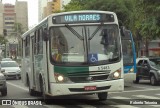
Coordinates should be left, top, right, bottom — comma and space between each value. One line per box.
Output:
65, 24, 85, 52
88, 23, 104, 40
65, 24, 84, 40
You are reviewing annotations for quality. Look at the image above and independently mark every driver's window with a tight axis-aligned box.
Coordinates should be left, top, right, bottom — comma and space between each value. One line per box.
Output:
137, 60, 143, 66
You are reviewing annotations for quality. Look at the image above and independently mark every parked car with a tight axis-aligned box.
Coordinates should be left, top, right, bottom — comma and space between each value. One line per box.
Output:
0, 70, 7, 96
135, 57, 160, 85
1, 58, 12, 61
0, 61, 21, 80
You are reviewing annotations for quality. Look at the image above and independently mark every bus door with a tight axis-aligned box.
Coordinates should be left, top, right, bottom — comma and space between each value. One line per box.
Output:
31, 36, 36, 86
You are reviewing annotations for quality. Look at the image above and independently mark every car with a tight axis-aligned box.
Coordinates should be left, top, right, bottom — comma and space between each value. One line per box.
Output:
0, 71, 7, 96
0, 61, 21, 80
135, 57, 160, 85
1, 58, 13, 61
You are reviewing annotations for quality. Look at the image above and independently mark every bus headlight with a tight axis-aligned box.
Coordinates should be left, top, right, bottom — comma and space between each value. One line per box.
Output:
57, 75, 64, 82
54, 73, 71, 83
114, 72, 120, 78
108, 68, 121, 80
129, 68, 134, 73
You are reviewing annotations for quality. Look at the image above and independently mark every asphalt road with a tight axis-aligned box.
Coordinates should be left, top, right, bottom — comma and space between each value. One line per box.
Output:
0, 79, 160, 108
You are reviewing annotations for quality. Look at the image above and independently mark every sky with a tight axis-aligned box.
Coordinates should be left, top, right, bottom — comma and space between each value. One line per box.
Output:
2, 0, 38, 27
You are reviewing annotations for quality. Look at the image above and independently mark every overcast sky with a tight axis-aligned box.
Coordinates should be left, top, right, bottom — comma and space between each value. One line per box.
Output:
2, 0, 38, 27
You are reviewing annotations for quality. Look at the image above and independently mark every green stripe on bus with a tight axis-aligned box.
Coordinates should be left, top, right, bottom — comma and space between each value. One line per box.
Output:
54, 66, 89, 76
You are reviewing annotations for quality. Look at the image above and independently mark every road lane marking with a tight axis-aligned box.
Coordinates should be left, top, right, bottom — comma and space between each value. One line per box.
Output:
110, 88, 160, 94
110, 105, 139, 108
111, 96, 130, 99
13, 105, 29, 108
7, 82, 28, 91
133, 95, 160, 107
44, 105, 65, 108
109, 96, 139, 108
133, 95, 160, 99
111, 96, 160, 107
132, 86, 152, 89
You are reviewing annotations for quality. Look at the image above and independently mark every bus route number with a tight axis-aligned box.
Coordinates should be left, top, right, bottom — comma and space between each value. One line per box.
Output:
98, 66, 110, 70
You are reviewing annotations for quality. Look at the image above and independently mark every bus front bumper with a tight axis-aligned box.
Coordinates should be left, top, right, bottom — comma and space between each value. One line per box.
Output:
49, 79, 124, 96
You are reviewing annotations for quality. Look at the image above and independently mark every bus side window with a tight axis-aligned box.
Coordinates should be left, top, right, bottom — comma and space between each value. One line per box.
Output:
34, 31, 38, 55
37, 28, 43, 54
25, 36, 30, 57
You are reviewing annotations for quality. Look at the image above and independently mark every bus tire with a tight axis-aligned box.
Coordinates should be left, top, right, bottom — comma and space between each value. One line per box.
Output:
1, 88, 7, 96
150, 74, 158, 86
39, 76, 46, 98
98, 92, 108, 101
39, 76, 51, 104
27, 75, 36, 96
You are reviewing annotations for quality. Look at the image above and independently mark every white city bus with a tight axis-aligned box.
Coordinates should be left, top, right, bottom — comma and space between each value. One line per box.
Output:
21, 10, 124, 101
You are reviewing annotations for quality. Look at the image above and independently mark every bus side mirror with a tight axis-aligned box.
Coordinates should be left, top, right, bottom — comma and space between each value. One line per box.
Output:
43, 28, 48, 41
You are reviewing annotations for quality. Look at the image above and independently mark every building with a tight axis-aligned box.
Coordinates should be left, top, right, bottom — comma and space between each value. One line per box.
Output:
0, 1, 28, 58
0, 1, 3, 35
3, 4, 16, 37
0, 1, 28, 38
38, 0, 47, 22
15, 1, 28, 32
148, 40, 160, 56
138, 39, 160, 57
38, 0, 71, 22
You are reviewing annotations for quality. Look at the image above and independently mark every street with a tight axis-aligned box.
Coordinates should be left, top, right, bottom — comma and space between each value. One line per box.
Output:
0, 80, 160, 108
0, 0, 160, 108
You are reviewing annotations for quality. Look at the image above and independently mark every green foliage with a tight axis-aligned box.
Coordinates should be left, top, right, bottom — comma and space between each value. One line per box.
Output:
135, 0, 160, 39
0, 35, 8, 44
13, 23, 25, 34
64, 0, 134, 28
63, 0, 87, 11
64, 0, 160, 40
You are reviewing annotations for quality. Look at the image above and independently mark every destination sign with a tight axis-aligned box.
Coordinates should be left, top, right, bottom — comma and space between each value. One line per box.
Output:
52, 13, 114, 24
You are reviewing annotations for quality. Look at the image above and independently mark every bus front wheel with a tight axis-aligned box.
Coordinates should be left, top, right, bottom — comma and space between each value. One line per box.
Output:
98, 92, 108, 101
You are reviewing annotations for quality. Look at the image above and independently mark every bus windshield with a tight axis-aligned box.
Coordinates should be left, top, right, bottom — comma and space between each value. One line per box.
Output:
50, 24, 120, 65
122, 40, 133, 65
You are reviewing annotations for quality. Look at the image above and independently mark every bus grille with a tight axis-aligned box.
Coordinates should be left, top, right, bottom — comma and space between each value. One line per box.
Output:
67, 71, 110, 83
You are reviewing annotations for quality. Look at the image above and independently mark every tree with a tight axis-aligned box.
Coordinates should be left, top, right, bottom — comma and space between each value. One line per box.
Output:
134, 0, 160, 56
12, 23, 26, 36
0, 35, 8, 44
63, 0, 87, 11
11, 22, 26, 58
64, 0, 134, 28
63, 0, 160, 56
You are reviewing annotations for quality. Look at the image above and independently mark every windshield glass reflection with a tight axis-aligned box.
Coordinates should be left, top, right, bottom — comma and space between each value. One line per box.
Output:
50, 24, 120, 65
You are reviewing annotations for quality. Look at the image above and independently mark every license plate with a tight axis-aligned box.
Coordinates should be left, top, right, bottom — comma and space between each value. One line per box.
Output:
84, 86, 96, 91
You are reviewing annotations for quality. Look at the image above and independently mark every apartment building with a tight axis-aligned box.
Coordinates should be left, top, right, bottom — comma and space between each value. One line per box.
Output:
0, 1, 28, 58
0, 1, 28, 37
38, 0, 71, 22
